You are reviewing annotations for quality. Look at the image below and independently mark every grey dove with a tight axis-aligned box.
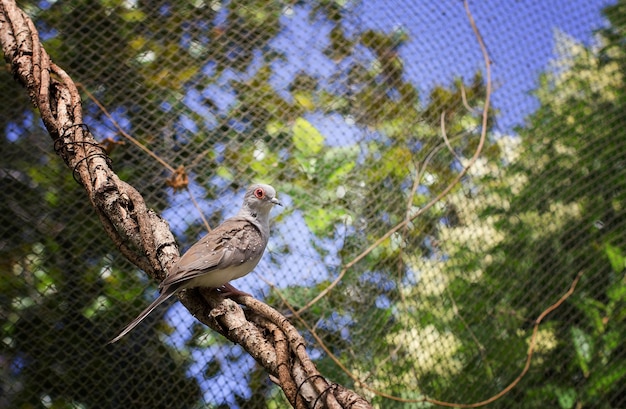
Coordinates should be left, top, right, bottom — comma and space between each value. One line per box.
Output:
109, 183, 281, 343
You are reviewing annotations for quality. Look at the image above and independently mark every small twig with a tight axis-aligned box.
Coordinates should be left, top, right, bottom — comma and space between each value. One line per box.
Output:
360, 342, 403, 383
396, 157, 422, 303
79, 84, 177, 174
186, 184, 212, 232
441, 111, 462, 163
460, 82, 481, 115
79, 84, 212, 232
397, 142, 448, 304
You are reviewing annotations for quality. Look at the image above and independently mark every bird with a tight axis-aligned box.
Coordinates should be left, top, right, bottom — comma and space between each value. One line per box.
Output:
109, 183, 282, 343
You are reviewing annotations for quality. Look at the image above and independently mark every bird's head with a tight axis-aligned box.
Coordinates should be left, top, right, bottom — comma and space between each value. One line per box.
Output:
242, 184, 282, 218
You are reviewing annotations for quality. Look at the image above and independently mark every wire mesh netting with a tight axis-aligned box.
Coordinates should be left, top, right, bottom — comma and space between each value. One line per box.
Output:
1, 0, 625, 408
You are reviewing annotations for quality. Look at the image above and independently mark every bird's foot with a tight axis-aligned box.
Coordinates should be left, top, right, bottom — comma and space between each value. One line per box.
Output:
217, 283, 251, 298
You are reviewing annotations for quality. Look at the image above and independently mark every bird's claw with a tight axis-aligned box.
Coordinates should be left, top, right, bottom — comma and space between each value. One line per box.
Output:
217, 283, 251, 298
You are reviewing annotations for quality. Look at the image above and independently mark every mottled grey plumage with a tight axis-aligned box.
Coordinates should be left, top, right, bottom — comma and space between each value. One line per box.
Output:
109, 184, 281, 343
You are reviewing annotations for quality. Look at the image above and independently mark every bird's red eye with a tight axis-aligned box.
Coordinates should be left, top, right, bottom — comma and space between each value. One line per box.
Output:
254, 188, 265, 199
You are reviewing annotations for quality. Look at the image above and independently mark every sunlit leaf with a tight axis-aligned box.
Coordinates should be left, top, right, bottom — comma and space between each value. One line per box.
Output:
571, 326, 593, 377
605, 243, 625, 273
555, 387, 576, 409
587, 361, 626, 398
304, 206, 344, 236
293, 92, 316, 110
292, 117, 325, 156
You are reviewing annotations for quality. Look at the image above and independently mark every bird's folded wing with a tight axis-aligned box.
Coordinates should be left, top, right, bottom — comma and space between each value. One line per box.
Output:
161, 218, 264, 287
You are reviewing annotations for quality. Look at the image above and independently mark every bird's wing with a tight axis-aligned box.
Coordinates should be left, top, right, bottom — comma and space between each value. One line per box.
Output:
161, 217, 265, 288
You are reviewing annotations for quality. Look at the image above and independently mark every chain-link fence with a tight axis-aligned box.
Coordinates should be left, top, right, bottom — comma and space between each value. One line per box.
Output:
2, 0, 625, 408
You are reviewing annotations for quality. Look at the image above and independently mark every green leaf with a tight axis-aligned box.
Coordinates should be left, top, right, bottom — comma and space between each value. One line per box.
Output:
573, 298, 606, 333
293, 92, 316, 110
266, 120, 285, 136
604, 243, 625, 273
555, 387, 576, 409
602, 329, 622, 356
250, 150, 280, 177
607, 281, 626, 303
292, 117, 325, 156
571, 326, 593, 377
328, 160, 356, 185
587, 361, 626, 398
216, 166, 234, 181
323, 145, 360, 164
304, 206, 344, 236
293, 151, 317, 177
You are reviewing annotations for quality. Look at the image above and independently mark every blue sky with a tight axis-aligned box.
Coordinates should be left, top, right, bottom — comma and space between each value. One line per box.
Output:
358, 0, 613, 132
270, 0, 614, 133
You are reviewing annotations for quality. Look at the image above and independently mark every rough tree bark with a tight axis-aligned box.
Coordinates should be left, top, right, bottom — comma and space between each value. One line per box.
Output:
0, 1, 372, 407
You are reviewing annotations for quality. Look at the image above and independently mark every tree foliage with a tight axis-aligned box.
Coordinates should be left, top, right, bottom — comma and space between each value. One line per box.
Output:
431, 8, 626, 407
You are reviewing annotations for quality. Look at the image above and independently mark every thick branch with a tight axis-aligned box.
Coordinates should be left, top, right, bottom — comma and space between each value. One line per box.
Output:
0, 1, 370, 407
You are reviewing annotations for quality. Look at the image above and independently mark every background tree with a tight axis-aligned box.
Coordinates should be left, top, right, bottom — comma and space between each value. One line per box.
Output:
434, 11, 626, 408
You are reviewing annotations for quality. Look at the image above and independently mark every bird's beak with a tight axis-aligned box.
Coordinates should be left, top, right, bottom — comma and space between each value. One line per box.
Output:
271, 197, 283, 206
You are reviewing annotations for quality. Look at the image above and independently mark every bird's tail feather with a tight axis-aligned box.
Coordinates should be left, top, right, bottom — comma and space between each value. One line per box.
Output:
108, 290, 175, 344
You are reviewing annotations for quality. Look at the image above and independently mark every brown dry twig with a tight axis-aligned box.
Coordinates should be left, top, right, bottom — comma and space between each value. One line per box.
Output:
79, 86, 212, 230
0, 1, 369, 407
100, 137, 126, 154
165, 164, 190, 191
79, 84, 177, 174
